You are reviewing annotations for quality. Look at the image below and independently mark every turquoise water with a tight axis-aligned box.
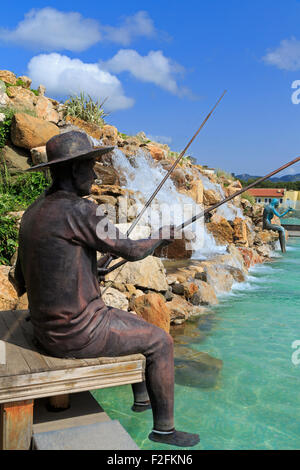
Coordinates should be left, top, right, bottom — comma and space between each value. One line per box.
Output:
92, 238, 300, 450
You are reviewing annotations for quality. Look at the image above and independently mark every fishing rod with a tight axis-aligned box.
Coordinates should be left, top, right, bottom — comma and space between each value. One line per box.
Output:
102, 155, 300, 276
98, 90, 227, 277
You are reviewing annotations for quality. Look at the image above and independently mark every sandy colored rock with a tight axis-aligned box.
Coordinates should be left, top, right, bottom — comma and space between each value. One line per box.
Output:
0, 70, 17, 85
16, 293, 29, 310
0, 266, 18, 310
192, 280, 218, 305
11, 113, 59, 150
189, 180, 204, 204
35, 96, 60, 123
91, 184, 127, 197
99, 125, 118, 147
38, 85, 46, 96
18, 76, 32, 88
101, 287, 129, 311
65, 115, 103, 139
254, 230, 276, 245
233, 217, 248, 246
7, 86, 37, 112
167, 294, 192, 322
106, 256, 168, 292
182, 282, 199, 301
146, 144, 166, 161
202, 263, 234, 293
203, 188, 222, 206
130, 293, 170, 333
206, 214, 234, 245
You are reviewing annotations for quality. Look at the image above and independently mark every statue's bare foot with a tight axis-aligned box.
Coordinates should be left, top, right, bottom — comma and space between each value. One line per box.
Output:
149, 429, 200, 447
131, 400, 152, 412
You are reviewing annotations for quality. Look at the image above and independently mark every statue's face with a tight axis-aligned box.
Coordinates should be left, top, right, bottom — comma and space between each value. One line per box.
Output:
73, 159, 96, 196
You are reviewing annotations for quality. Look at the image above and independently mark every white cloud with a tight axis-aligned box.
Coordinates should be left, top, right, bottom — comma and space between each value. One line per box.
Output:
0, 8, 160, 51
263, 37, 300, 70
146, 134, 172, 145
102, 49, 186, 95
0, 8, 101, 52
102, 11, 156, 46
27, 53, 134, 112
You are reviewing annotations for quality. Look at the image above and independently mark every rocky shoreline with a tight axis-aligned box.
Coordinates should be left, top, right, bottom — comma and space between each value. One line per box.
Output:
0, 69, 285, 331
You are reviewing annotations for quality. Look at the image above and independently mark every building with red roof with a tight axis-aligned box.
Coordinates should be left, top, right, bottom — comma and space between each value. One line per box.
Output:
247, 188, 285, 204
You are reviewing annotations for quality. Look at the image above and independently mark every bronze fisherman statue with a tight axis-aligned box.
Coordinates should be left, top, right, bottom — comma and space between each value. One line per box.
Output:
10, 131, 199, 448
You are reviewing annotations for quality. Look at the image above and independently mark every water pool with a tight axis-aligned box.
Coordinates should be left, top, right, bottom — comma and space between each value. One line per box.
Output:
92, 238, 300, 450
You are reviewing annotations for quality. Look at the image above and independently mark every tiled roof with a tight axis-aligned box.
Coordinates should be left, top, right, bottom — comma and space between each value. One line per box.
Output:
247, 188, 285, 197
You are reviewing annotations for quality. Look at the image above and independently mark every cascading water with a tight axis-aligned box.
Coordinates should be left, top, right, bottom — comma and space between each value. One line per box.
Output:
110, 147, 238, 259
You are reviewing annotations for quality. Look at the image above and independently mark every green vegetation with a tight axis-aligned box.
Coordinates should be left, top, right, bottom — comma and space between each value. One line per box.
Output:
216, 168, 234, 180
239, 178, 300, 191
242, 191, 255, 205
0, 159, 50, 264
0, 107, 15, 148
64, 92, 108, 126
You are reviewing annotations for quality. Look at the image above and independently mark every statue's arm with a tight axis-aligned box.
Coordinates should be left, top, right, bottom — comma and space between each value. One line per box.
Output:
8, 254, 26, 297
273, 208, 291, 218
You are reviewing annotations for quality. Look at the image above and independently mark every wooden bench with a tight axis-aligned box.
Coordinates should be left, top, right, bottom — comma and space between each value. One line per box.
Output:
0, 310, 146, 450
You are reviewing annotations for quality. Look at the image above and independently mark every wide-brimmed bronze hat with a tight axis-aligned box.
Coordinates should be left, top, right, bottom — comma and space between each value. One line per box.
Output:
26, 131, 114, 171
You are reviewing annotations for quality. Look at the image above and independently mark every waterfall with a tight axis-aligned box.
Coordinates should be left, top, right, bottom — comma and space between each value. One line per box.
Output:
111, 148, 229, 259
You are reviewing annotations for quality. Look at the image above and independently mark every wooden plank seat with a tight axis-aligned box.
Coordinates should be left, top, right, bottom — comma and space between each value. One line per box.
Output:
0, 309, 146, 449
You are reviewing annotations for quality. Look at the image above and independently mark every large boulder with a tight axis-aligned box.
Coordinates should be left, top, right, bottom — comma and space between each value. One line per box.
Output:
105, 255, 168, 292
130, 293, 170, 333
11, 113, 59, 150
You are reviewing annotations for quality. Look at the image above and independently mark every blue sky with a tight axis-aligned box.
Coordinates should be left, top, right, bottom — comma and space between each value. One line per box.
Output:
1, 0, 300, 176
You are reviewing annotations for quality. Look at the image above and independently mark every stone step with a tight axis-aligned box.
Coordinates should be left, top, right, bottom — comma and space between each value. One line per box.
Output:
32, 420, 140, 450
